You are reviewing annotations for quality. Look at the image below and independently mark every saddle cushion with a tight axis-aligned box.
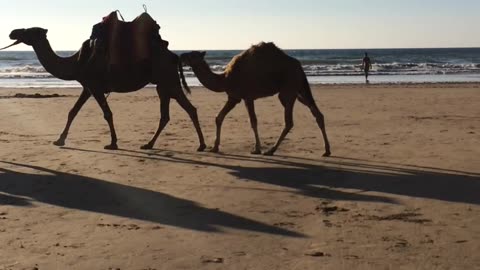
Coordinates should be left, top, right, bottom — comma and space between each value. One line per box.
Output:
103, 11, 160, 67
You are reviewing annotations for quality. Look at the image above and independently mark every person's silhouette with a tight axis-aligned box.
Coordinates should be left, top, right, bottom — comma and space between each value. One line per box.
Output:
362, 52, 372, 83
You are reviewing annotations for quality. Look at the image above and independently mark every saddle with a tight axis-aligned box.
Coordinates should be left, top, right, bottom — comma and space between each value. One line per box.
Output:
86, 11, 165, 69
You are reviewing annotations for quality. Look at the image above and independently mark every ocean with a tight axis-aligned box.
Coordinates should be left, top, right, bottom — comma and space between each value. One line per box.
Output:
1, 48, 480, 88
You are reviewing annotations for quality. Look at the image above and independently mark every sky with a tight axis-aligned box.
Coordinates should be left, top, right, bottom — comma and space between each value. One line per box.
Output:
1, 0, 479, 51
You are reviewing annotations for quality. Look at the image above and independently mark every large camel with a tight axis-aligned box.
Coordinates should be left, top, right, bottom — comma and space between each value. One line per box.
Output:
8, 26, 206, 151
180, 42, 331, 156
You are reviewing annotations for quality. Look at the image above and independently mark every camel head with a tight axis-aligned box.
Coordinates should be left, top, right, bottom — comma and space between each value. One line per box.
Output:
9, 27, 48, 46
180, 51, 206, 67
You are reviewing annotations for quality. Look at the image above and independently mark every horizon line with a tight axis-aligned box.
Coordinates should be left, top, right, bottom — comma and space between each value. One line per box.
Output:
3, 46, 480, 52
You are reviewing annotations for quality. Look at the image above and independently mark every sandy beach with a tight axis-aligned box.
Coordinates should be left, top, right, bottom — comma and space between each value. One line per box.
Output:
0, 83, 479, 269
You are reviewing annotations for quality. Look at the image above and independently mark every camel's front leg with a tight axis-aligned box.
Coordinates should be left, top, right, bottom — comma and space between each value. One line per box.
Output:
91, 90, 118, 150
244, 99, 262, 154
211, 96, 241, 153
53, 88, 91, 146
142, 88, 171, 150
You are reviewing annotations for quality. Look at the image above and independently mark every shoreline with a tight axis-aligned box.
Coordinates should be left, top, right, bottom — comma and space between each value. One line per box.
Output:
1, 82, 480, 92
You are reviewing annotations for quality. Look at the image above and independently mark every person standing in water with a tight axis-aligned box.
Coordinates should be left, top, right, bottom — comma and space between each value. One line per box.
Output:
362, 52, 372, 83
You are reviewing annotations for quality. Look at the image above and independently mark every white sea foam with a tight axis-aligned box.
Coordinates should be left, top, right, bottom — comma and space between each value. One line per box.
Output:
1, 49, 480, 87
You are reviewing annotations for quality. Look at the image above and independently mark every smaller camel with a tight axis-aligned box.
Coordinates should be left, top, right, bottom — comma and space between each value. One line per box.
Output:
180, 42, 331, 156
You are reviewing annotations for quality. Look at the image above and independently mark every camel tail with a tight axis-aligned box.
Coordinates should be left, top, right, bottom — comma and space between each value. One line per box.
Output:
178, 60, 191, 95
298, 68, 318, 109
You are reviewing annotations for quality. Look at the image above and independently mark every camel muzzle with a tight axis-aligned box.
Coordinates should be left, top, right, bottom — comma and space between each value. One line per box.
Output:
9, 28, 26, 40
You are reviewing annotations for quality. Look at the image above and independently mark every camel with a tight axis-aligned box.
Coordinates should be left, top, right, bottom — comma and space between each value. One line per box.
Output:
180, 42, 331, 156
8, 24, 206, 151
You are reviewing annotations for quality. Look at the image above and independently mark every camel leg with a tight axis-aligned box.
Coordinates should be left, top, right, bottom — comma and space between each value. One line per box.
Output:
297, 96, 331, 157
91, 91, 118, 150
174, 92, 207, 152
211, 96, 241, 153
141, 89, 171, 150
244, 99, 262, 154
264, 94, 295, 156
53, 88, 91, 146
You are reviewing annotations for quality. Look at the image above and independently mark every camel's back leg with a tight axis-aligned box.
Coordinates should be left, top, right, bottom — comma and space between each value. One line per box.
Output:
264, 92, 296, 156
142, 87, 171, 150
53, 88, 91, 146
150, 48, 205, 151
297, 88, 331, 157
172, 89, 207, 152
90, 89, 118, 150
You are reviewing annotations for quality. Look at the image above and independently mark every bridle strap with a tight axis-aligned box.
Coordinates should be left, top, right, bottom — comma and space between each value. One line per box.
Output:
0, 40, 21, 51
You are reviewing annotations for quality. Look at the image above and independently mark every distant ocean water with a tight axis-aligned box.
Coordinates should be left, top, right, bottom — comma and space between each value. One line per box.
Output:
1, 48, 480, 88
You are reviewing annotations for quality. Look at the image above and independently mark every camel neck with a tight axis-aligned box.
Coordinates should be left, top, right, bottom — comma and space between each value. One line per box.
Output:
33, 39, 79, 81
191, 60, 227, 92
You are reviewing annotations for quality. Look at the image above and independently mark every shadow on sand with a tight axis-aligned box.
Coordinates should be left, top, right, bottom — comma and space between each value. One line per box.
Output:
65, 147, 480, 205
0, 161, 301, 237
1, 147, 478, 238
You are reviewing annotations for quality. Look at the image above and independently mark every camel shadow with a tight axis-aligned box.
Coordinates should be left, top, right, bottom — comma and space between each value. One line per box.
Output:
226, 161, 480, 205
0, 161, 302, 237
62, 147, 480, 205
219, 154, 480, 206
117, 148, 480, 205
61, 147, 397, 204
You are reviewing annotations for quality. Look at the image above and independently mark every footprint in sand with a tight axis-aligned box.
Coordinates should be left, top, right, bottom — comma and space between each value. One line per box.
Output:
273, 222, 296, 228
97, 223, 141, 231
201, 256, 224, 264
382, 236, 410, 251
304, 249, 331, 257
344, 254, 360, 260
283, 210, 314, 218
368, 212, 431, 224
315, 202, 350, 216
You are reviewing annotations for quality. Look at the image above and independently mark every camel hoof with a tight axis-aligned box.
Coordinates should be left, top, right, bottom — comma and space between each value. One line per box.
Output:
141, 144, 153, 150
263, 149, 275, 156
209, 147, 220, 153
197, 144, 207, 152
322, 151, 331, 157
53, 140, 65, 147
104, 144, 118, 150
251, 149, 262, 155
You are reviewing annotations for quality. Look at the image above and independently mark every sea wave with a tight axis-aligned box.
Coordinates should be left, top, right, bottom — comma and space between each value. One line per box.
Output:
0, 65, 52, 79
2, 62, 480, 79
1, 50, 480, 80
1, 65, 46, 73
182, 62, 480, 77
0, 56, 24, 61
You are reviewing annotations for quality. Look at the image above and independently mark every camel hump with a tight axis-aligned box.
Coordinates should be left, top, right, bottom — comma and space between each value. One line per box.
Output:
247, 42, 286, 57
226, 41, 291, 76
233, 42, 288, 64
